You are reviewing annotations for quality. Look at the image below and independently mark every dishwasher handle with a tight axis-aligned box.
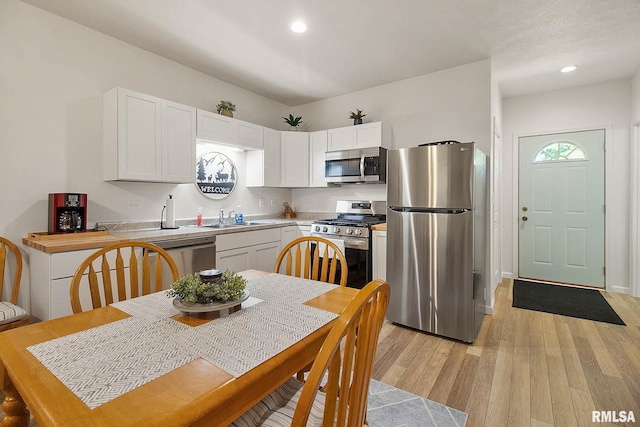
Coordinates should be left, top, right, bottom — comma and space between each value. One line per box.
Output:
151, 235, 216, 250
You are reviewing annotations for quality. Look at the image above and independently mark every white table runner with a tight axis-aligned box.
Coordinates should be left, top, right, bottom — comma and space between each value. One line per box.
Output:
28, 274, 339, 409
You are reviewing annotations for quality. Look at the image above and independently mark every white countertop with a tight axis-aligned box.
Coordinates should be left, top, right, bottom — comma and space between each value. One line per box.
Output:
109, 219, 304, 243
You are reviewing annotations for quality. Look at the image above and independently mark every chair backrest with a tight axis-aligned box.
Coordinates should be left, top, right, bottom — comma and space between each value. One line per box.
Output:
70, 241, 179, 313
292, 279, 390, 426
275, 236, 348, 287
0, 237, 23, 305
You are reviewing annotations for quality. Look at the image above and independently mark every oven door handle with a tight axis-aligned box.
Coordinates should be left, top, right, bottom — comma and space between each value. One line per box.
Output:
360, 154, 366, 181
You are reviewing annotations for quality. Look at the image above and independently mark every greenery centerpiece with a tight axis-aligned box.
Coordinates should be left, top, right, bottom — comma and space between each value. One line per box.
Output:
166, 270, 246, 304
349, 109, 366, 125
216, 100, 236, 117
282, 114, 303, 130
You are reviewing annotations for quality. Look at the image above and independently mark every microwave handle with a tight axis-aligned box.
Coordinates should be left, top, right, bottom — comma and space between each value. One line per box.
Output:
360, 154, 366, 180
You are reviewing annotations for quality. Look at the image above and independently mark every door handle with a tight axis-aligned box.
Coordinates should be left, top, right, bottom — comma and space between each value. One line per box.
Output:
522, 216, 528, 221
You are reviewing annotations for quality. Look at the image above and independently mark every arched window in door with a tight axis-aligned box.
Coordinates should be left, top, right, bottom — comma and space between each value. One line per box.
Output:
534, 141, 587, 162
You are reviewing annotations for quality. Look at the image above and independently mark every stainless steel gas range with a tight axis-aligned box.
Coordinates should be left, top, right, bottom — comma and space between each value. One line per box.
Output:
311, 200, 386, 289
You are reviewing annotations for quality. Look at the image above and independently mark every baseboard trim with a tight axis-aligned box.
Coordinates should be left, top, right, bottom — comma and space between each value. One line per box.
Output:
609, 285, 630, 295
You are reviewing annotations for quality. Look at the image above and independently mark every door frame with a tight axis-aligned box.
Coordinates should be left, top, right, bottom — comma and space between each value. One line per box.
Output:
630, 121, 640, 297
511, 124, 612, 289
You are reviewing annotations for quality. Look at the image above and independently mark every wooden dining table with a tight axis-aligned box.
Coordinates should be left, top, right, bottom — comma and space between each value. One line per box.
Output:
0, 270, 359, 427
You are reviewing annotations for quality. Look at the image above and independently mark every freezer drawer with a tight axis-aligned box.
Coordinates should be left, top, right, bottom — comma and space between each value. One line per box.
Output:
386, 208, 475, 342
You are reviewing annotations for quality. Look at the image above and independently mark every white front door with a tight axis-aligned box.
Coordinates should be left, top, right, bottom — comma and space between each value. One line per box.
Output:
518, 129, 605, 287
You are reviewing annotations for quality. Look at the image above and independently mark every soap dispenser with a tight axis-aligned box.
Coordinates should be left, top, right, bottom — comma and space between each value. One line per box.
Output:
234, 205, 243, 224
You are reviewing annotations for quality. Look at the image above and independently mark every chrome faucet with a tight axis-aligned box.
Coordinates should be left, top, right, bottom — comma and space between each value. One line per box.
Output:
219, 208, 225, 225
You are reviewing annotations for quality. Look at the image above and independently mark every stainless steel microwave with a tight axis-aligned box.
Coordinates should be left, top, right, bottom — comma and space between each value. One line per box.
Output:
325, 147, 387, 184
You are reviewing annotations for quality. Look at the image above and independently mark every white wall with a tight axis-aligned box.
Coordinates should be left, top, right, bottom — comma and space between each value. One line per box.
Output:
0, 1, 292, 311
501, 79, 632, 293
633, 69, 640, 123
489, 60, 503, 309
291, 59, 492, 209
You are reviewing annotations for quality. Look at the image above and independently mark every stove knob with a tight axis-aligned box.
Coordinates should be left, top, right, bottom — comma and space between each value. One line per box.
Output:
322, 226, 328, 233
346, 228, 353, 235
355, 229, 363, 236
314, 225, 321, 232
333, 227, 341, 234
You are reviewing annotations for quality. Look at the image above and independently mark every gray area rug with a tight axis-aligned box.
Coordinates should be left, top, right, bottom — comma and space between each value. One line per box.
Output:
0, 380, 467, 426
368, 379, 467, 427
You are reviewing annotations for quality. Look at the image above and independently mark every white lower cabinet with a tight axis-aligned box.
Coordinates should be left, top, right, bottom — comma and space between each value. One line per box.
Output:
215, 228, 282, 273
281, 226, 301, 248
372, 229, 386, 281
28, 247, 134, 321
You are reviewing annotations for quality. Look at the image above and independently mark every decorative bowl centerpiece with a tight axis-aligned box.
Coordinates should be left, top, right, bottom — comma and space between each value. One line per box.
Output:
166, 269, 248, 316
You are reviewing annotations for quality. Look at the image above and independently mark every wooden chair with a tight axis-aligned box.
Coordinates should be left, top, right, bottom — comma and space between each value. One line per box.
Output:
275, 236, 348, 287
231, 279, 391, 427
69, 241, 179, 313
0, 237, 29, 331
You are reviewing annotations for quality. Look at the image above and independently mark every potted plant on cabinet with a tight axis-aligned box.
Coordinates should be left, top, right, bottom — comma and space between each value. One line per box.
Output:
282, 114, 303, 130
349, 109, 366, 125
216, 101, 236, 117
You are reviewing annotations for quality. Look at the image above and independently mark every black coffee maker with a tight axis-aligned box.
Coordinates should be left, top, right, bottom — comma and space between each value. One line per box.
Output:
48, 193, 87, 234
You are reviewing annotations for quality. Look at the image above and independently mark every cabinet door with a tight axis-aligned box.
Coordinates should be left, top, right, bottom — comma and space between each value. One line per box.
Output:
262, 128, 281, 187
236, 120, 264, 150
196, 109, 236, 145
253, 242, 281, 272
216, 247, 252, 272
247, 127, 281, 187
114, 88, 162, 181
372, 230, 387, 281
281, 132, 309, 187
327, 127, 354, 151
309, 130, 328, 187
280, 226, 300, 248
354, 122, 383, 149
162, 100, 196, 183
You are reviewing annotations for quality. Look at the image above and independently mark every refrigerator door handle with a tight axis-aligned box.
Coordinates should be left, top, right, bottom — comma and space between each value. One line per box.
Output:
388, 206, 470, 214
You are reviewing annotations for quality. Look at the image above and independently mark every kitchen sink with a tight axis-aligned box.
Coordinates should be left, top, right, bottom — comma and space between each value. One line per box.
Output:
187, 221, 278, 229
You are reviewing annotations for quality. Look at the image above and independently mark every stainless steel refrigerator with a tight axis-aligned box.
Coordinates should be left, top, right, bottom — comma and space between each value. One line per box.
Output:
386, 142, 486, 343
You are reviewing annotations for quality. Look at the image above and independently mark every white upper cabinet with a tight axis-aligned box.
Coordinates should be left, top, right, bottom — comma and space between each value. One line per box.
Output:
196, 109, 263, 151
246, 127, 281, 187
196, 109, 235, 145
281, 131, 309, 187
309, 130, 328, 187
162, 100, 197, 183
103, 88, 195, 183
236, 120, 264, 150
327, 121, 390, 152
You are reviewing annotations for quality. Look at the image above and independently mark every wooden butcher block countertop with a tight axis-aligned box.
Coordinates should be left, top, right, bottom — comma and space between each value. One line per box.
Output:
23, 231, 129, 253
371, 223, 386, 231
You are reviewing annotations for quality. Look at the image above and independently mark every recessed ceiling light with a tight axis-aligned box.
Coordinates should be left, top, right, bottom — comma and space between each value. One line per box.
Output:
561, 65, 577, 73
290, 21, 307, 33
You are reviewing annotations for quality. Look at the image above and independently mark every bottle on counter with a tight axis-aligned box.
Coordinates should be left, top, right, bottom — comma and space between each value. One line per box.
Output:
197, 207, 203, 226
235, 205, 243, 224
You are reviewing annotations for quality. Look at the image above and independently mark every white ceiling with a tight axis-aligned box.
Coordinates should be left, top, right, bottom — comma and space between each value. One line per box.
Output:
21, 0, 640, 106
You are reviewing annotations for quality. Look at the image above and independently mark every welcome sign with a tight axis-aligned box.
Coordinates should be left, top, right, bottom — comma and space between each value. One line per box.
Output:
196, 152, 237, 199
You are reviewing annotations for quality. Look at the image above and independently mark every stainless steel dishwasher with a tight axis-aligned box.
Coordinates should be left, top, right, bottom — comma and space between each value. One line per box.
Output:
150, 235, 216, 289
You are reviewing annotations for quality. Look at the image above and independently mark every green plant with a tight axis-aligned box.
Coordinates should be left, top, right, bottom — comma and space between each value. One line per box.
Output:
216, 100, 236, 113
166, 270, 246, 303
349, 109, 366, 119
282, 114, 303, 127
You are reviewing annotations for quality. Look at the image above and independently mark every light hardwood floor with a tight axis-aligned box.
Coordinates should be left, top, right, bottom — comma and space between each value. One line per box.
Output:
371, 279, 640, 426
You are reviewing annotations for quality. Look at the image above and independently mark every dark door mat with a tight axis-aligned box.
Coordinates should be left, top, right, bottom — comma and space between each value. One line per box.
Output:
512, 279, 625, 325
